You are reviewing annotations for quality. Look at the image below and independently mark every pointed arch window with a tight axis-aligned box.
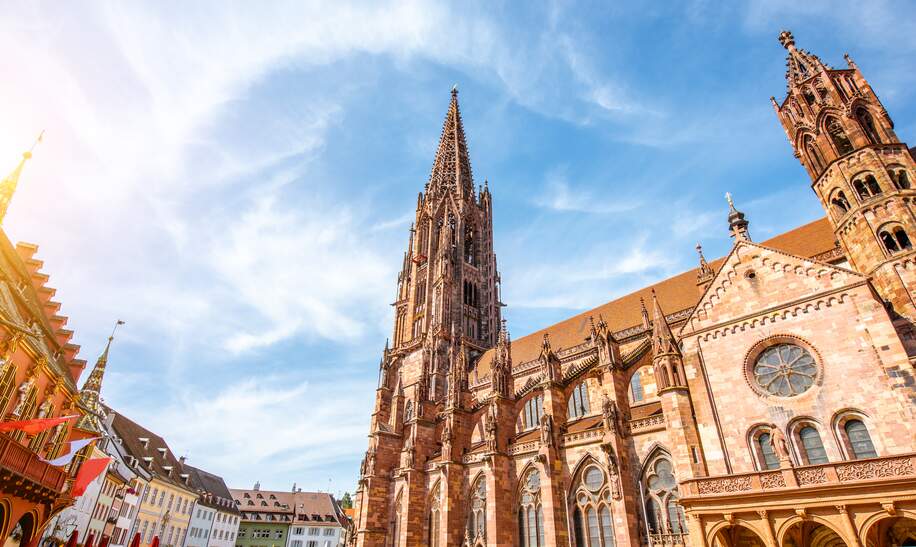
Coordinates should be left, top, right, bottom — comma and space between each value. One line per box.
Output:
856, 107, 881, 145
826, 117, 854, 156
390, 492, 402, 547
467, 478, 487, 543
428, 485, 440, 547
629, 372, 644, 403
518, 469, 544, 546
568, 382, 590, 420
642, 454, 684, 539
464, 225, 476, 266
844, 419, 877, 459
571, 464, 616, 546
804, 135, 826, 174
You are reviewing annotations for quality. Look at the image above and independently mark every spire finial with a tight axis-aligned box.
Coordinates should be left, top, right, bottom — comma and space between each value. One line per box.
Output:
0, 132, 43, 224
76, 319, 124, 433
725, 192, 751, 242
778, 30, 795, 50
451, 84, 458, 96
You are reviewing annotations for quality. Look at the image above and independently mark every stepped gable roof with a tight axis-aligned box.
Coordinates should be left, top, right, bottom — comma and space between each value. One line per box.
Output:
185, 464, 240, 514
109, 409, 192, 491
474, 217, 836, 377
0, 231, 86, 391
230, 488, 344, 526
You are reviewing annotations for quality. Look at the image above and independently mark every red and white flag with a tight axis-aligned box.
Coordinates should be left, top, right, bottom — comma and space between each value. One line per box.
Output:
71, 457, 111, 497
0, 415, 77, 435
40, 437, 98, 466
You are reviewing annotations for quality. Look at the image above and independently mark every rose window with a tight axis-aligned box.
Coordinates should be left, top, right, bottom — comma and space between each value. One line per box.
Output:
753, 344, 817, 397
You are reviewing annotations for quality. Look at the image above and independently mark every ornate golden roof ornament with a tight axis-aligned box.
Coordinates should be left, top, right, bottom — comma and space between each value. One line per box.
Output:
0, 131, 43, 225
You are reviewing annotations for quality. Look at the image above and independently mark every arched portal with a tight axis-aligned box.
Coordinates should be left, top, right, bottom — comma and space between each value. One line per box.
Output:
4, 512, 35, 547
712, 524, 766, 547
783, 520, 847, 547
864, 516, 916, 547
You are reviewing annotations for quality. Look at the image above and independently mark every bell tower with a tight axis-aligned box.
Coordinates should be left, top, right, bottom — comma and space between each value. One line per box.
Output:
772, 31, 916, 327
389, 87, 502, 398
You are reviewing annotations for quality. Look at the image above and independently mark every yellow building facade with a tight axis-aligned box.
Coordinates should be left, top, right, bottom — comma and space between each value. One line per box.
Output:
110, 412, 197, 547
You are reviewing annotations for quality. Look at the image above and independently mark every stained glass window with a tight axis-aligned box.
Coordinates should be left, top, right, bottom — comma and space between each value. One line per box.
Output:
753, 344, 817, 397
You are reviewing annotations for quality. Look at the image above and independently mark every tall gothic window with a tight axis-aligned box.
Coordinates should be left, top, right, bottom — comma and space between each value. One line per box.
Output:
826, 117, 854, 156
629, 373, 644, 403
844, 419, 877, 459
641, 454, 684, 537
391, 491, 402, 547
571, 464, 616, 547
568, 382, 590, 420
856, 107, 881, 145
518, 394, 544, 432
0, 361, 17, 416
804, 135, 826, 174
518, 469, 544, 547
467, 478, 487, 543
464, 225, 476, 266
797, 425, 828, 465
428, 485, 440, 547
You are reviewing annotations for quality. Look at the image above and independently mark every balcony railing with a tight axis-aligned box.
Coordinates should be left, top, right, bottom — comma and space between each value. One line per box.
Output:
649, 532, 689, 546
0, 432, 68, 494
680, 453, 916, 497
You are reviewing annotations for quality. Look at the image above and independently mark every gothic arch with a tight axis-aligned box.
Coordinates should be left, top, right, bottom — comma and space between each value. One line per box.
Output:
636, 444, 672, 477
859, 509, 916, 546
516, 460, 542, 501
569, 452, 605, 487
0, 498, 10, 538
775, 514, 853, 547
706, 520, 768, 547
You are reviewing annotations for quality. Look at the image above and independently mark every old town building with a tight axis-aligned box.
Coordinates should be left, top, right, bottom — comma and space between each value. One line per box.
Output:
0, 144, 98, 546
230, 485, 347, 547
184, 464, 240, 547
111, 412, 197, 547
349, 33, 916, 547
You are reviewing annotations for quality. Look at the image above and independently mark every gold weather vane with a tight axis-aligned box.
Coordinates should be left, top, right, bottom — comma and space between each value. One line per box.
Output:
0, 131, 44, 224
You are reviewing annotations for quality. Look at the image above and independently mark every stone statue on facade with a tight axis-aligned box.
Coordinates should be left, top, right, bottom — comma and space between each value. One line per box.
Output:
485, 404, 498, 453
539, 412, 554, 447
602, 395, 619, 433
10, 373, 35, 418
769, 427, 793, 466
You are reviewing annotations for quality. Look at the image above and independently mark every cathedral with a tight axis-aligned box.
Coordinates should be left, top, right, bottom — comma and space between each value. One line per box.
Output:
348, 32, 916, 547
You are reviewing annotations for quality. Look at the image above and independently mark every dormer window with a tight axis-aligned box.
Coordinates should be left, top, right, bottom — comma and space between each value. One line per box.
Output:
157, 447, 167, 456
138, 437, 149, 449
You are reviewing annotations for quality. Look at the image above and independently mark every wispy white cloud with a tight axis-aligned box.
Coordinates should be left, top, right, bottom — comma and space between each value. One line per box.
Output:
534, 167, 641, 214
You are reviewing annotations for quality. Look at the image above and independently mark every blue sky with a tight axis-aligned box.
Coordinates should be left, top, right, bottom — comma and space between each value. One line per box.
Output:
1, 1, 914, 497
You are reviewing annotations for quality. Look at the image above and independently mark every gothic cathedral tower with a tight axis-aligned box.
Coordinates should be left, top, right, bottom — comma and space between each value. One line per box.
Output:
350, 89, 502, 547
772, 31, 916, 339
390, 87, 502, 397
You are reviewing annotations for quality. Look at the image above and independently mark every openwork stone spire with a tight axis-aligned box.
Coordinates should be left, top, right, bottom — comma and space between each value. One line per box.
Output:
426, 87, 474, 200
0, 132, 42, 224
76, 320, 124, 432
779, 30, 828, 92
